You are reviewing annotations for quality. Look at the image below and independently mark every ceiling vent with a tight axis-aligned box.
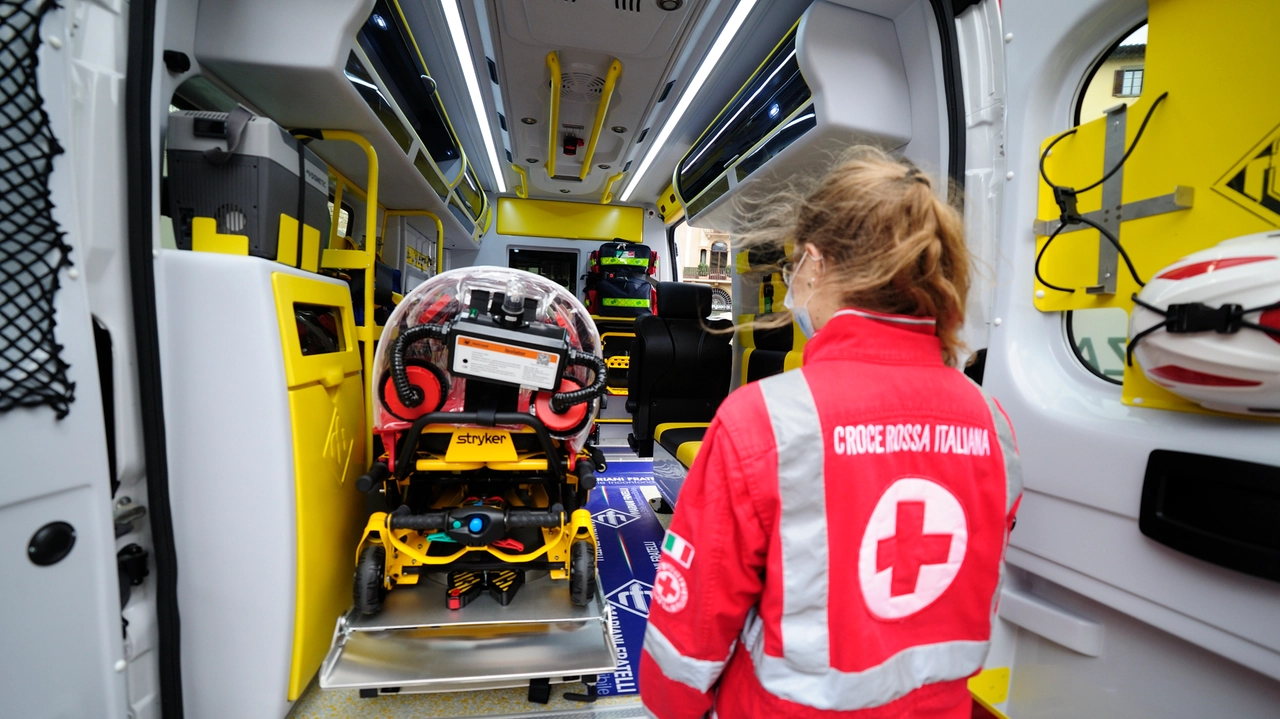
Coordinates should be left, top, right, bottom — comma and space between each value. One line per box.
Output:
560, 72, 606, 102
615, 0, 641, 11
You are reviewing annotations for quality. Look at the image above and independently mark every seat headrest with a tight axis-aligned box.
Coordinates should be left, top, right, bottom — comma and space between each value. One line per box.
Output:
656, 281, 711, 320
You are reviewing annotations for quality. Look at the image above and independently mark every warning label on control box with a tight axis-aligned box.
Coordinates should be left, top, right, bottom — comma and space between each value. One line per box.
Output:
453, 336, 560, 390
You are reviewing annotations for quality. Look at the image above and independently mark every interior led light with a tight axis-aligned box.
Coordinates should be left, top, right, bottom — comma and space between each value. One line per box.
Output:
441, 0, 506, 193
620, 0, 759, 202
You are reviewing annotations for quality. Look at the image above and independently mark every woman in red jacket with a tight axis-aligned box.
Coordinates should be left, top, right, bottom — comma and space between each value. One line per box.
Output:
639, 148, 1022, 719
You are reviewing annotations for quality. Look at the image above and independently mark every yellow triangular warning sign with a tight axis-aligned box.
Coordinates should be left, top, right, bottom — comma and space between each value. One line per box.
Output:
1213, 122, 1280, 226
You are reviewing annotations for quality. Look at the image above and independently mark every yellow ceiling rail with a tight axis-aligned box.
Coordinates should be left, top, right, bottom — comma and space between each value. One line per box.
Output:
580, 58, 623, 181
600, 172, 624, 205
319, 130, 379, 466
381, 210, 445, 276
511, 163, 529, 199
545, 51, 562, 179
448, 150, 469, 188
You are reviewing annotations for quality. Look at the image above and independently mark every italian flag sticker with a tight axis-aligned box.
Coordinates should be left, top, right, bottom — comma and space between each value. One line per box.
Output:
663, 531, 695, 568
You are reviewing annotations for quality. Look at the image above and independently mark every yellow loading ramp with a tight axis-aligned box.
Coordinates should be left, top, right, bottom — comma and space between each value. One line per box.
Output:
318, 577, 617, 695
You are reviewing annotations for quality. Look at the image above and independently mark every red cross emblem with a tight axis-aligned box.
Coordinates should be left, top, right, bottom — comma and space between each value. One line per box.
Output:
859, 478, 968, 619
653, 562, 689, 613
876, 501, 955, 597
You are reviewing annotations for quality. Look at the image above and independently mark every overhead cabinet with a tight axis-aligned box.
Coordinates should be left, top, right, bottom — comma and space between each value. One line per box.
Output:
351, 1, 488, 229
675, 0, 914, 230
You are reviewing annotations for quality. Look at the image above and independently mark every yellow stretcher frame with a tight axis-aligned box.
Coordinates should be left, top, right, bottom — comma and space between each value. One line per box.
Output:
360, 507, 596, 585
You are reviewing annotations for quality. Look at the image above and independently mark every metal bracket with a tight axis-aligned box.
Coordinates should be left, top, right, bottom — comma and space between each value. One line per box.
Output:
1033, 103, 1195, 295
1032, 186, 1195, 238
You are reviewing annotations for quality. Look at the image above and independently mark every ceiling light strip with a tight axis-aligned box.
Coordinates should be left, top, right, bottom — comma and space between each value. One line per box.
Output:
441, 0, 507, 192
620, 0, 759, 203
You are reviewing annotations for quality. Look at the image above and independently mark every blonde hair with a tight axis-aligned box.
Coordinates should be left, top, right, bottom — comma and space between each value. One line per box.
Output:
735, 146, 971, 366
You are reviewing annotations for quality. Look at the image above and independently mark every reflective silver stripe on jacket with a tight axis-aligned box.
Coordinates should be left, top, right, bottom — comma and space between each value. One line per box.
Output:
968, 378, 1023, 514
642, 623, 728, 693
753, 368, 995, 710
758, 369, 830, 673
965, 378, 1022, 624
745, 612, 990, 711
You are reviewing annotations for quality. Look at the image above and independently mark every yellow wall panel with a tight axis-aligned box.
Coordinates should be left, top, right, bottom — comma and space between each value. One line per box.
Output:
1031, 0, 1280, 416
496, 197, 643, 242
271, 273, 367, 699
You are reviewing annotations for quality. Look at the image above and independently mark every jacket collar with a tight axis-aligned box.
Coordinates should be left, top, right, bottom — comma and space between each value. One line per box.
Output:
803, 308, 945, 366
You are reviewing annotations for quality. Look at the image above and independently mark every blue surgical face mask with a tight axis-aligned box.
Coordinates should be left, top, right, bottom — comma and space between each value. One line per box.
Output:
782, 253, 819, 338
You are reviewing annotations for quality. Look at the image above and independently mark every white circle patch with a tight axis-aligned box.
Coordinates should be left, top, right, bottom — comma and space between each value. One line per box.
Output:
858, 477, 968, 619
653, 562, 689, 614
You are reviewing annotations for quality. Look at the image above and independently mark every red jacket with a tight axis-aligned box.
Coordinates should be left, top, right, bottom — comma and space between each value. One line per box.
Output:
639, 309, 1022, 718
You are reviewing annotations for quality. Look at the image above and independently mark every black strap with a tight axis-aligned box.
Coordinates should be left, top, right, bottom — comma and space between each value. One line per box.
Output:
1127, 294, 1280, 365
202, 104, 252, 165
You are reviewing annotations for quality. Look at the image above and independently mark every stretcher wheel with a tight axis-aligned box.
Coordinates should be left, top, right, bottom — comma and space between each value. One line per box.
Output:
354, 544, 386, 616
378, 360, 448, 421
569, 540, 596, 607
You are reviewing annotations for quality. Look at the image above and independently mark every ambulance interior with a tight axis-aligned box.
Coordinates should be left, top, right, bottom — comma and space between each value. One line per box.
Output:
4, 0, 1279, 718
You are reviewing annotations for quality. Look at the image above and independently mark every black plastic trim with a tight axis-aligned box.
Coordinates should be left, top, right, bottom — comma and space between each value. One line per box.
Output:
1064, 310, 1124, 385
126, 0, 184, 715
91, 317, 118, 495
1140, 450, 1280, 583
930, 0, 966, 196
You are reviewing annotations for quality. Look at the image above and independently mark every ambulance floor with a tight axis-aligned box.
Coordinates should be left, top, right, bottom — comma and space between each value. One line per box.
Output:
288, 447, 667, 719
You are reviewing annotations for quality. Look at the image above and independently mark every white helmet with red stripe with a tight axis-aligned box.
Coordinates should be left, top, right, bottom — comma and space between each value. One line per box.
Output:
1128, 231, 1280, 416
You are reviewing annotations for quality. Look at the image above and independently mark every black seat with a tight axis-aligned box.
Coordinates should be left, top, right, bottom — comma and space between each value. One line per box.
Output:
626, 282, 732, 457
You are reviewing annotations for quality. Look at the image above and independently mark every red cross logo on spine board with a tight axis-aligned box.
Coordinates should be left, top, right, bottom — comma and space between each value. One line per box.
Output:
858, 478, 968, 619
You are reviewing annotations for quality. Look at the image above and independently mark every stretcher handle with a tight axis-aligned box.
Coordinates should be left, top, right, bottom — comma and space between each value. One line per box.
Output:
505, 505, 567, 528
394, 411, 565, 482
355, 461, 390, 494
387, 504, 566, 531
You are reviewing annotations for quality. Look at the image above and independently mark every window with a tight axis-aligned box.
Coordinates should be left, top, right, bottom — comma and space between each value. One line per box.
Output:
1066, 21, 1147, 384
1077, 23, 1146, 123
676, 26, 811, 205
326, 199, 355, 245
1067, 309, 1128, 384
671, 220, 734, 315
357, 0, 461, 164
1114, 68, 1143, 97
710, 240, 729, 278
508, 248, 577, 294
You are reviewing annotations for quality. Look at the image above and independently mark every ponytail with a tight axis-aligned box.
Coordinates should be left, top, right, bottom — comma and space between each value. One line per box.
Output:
736, 147, 971, 366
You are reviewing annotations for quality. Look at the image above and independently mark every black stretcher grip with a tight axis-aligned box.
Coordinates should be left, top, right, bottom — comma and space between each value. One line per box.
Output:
389, 503, 566, 546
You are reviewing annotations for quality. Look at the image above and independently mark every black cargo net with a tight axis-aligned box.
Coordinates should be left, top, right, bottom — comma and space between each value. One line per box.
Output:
0, 0, 73, 418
